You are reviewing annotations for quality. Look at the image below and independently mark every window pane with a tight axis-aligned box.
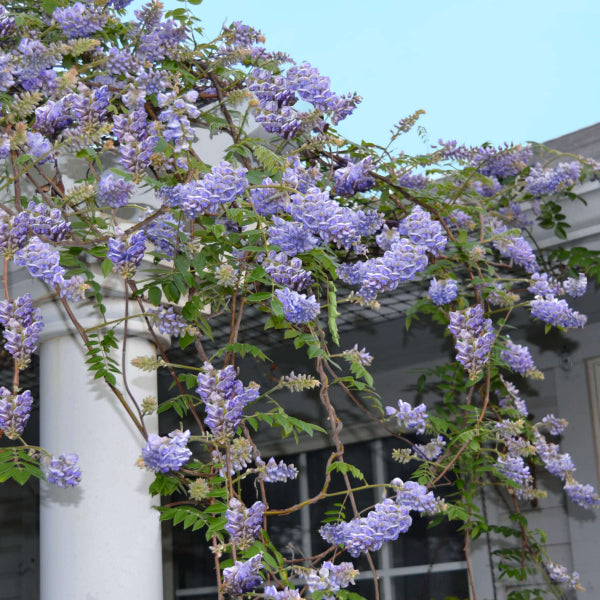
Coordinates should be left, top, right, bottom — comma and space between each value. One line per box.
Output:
393, 570, 470, 600
307, 443, 378, 571
382, 438, 465, 566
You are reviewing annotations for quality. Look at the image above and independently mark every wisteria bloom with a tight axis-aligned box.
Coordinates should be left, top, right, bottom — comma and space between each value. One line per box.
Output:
530, 295, 587, 329
107, 230, 146, 278
564, 479, 600, 510
393, 479, 443, 513
525, 162, 581, 196
275, 288, 320, 324
385, 399, 428, 434
448, 305, 496, 379
496, 454, 533, 493
98, 173, 136, 208
333, 157, 374, 196
263, 586, 302, 600
0, 294, 44, 369
147, 305, 187, 337
398, 206, 447, 257
563, 273, 587, 298
45, 453, 81, 488
225, 498, 265, 549
342, 344, 373, 366
256, 457, 299, 482
306, 561, 358, 598
544, 560, 581, 589
222, 554, 263, 595
14, 237, 65, 287
262, 251, 312, 291
141, 429, 192, 473
196, 364, 260, 440
413, 436, 446, 461
0, 387, 33, 439
212, 437, 254, 475
320, 498, 412, 557
500, 338, 539, 377
428, 278, 458, 306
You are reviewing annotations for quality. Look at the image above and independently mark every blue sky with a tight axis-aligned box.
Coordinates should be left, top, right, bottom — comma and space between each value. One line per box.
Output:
157, 0, 600, 155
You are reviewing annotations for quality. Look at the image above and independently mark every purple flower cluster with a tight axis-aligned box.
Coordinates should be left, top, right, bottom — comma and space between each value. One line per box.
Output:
288, 188, 362, 251
530, 295, 587, 329
428, 278, 458, 305
564, 480, 600, 509
140, 210, 179, 258
385, 399, 428, 434
320, 498, 412, 557
256, 456, 299, 482
469, 143, 533, 178
107, 230, 146, 278
262, 251, 312, 291
393, 479, 442, 513
534, 433, 575, 480
306, 561, 358, 598
248, 63, 359, 138
275, 288, 320, 324
14, 237, 65, 286
222, 554, 263, 595
263, 586, 302, 600
147, 305, 187, 337
196, 364, 260, 440
158, 161, 247, 219
397, 171, 429, 189
498, 201, 534, 229
53, 1, 107, 39
267, 216, 319, 256
113, 87, 158, 178
491, 221, 538, 273
249, 177, 289, 215
15, 201, 71, 242
0, 214, 29, 259
225, 498, 265, 549
398, 206, 446, 257
473, 176, 502, 197
413, 436, 446, 461
333, 157, 374, 196
46, 453, 81, 488
500, 338, 538, 377
544, 560, 580, 589
98, 173, 135, 209
337, 239, 429, 303
212, 437, 254, 476
448, 305, 496, 379
498, 377, 528, 417
141, 429, 192, 473
496, 454, 533, 490
157, 90, 199, 154
342, 344, 373, 367
540, 414, 568, 436
563, 273, 587, 298
525, 162, 582, 196
0, 387, 33, 439
528, 272, 562, 297
0, 294, 44, 369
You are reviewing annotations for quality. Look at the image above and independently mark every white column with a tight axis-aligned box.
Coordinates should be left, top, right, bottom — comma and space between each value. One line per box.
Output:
39, 332, 163, 600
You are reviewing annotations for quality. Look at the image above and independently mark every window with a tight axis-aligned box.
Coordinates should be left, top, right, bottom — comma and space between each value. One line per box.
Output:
170, 437, 468, 600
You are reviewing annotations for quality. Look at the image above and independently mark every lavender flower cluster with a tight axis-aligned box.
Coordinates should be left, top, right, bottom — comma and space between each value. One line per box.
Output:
0, 387, 33, 439
196, 364, 260, 440
448, 304, 496, 379
0, 294, 44, 369
141, 429, 192, 473
225, 498, 265, 549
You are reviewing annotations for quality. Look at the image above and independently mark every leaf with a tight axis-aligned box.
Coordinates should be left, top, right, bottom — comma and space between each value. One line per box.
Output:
101, 258, 113, 277
148, 287, 162, 306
